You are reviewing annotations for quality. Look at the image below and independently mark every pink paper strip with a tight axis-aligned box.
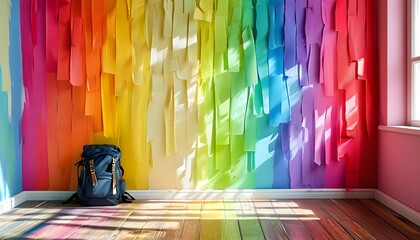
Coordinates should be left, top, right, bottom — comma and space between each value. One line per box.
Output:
22, 0, 49, 190
45, 0, 58, 73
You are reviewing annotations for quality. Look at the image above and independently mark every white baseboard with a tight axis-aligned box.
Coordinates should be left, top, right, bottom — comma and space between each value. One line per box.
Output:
128, 188, 375, 200
374, 190, 420, 226
1, 188, 373, 211
0, 192, 26, 214
1, 191, 76, 214
2, 189, 417, 226
22, 191, 74, 201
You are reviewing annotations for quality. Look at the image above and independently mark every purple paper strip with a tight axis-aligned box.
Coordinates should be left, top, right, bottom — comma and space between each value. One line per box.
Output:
299, 61, 309, 86
305, 0, 323, 45
286, 76, 303, 188
284, 0, 296, 74
301, 86, 314, 187
301, 86, 325, 187
314, 109, 325, 166
296, 0, 307, 61
308, 44, 320, 85
296, 0, 308, 86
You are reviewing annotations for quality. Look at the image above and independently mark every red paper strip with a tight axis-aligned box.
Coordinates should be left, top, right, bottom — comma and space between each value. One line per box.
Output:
348, 0, 365, 61
56, 81, 73, 168
91, 0, 104, 49
347, 0, 357, 16
31, 0, 38, 45
83, 0, 101, 92
335, 0, 347, 32
57, 0, 71, 80
70, 17, 83, 86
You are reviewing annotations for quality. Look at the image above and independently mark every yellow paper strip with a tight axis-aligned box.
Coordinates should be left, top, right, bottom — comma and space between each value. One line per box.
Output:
164, 73, 175, 156
101, 73, 117, 137
115, 0, 132, 96
102, 0, 116, 74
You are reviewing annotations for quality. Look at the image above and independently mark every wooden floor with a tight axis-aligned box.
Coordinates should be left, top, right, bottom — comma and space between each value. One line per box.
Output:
0, 199, 419, 239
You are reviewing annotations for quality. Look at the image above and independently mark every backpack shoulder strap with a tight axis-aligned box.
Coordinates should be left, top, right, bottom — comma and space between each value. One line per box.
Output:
122, 192, 135, 203
63, 192, 79, 204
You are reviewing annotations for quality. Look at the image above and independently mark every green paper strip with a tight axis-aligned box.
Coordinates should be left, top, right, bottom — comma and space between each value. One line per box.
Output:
242, 26, 258, 87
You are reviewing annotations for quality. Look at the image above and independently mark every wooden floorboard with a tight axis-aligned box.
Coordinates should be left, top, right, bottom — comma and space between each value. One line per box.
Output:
297, 199, 353, 240
0, 199, 418, 239
359, 199, 420, 240
113, 202, 151, 239
180, 200, 201, 240
332, 199, 411, 240
238, 200, 265, 240
254, 200, 288, 240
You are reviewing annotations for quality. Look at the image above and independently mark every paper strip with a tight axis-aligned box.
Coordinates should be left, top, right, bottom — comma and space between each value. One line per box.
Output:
227, 6, 242, 72
296, 0, 307, 62
57, 0, 71, 81
244, 86, 257, 151
131, 0, 146, 85
8, 0, 24, 195
70, 17, 83, 86
268, 0, 284, 50
164, 73, 175, 156
284, 0, 297, 74
102, 0, 116, 74
255, 115, 278, 188
320, 0, 337, 96
45, 0, 58, 73
242, 26, 258, 87
335, 0, 347, 32
230, 70, 247, 135
214, 73, 230, 146
193, 0, 213, 22
305, 0, 323, 45
101, 73, 117, 138
21, 0, 49, 190
173, 73, 187, 153
91, 0, 104, 49
274, 123, 292, 188
0, 3, 11, 119
115, 0, 132, 95
255, 0, 269, 80
287, 77, 303, 188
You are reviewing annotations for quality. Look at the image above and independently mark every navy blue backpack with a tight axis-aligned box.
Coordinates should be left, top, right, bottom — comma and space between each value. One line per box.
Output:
65, 144, 134, 206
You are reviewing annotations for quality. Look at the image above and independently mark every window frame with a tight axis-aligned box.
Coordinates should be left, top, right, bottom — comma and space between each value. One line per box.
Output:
409, 0, 420, 126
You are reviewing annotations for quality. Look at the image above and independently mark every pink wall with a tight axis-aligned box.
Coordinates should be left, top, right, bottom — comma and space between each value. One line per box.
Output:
378, 130, 420, 212
378, 0, 407, 126
378, 0, 420, 212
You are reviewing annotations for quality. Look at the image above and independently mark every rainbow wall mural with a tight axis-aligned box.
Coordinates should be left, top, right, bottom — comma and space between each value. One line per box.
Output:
0, 0, 377, 197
